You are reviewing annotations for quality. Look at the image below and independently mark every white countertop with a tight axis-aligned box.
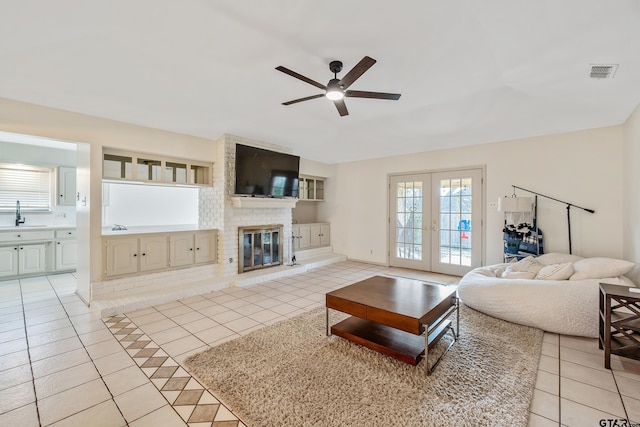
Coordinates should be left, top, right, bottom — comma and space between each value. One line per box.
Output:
101, 224, 215, 236
0, 225, 75, 231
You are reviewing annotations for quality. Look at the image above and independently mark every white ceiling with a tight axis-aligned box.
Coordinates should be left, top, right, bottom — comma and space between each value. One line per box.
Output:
1, 1, 639, 164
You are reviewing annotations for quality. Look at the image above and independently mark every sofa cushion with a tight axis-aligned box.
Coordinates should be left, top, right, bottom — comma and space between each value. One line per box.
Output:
569, 257, 635, 280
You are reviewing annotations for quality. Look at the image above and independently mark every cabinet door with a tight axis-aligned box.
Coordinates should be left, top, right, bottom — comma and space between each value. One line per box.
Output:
291, 226, 300, 249
169, 234, 194, 267
309, 225, 322, 247
19, 244, 46, 275
58, 167, 77, 206
298, 225, 311, 249
194, 232, 216, 264
0, 246, 19, 277
139, 236, 168, 272
320, 224, 330, 246
55, 239, 77, 271
106, 238, 139, 276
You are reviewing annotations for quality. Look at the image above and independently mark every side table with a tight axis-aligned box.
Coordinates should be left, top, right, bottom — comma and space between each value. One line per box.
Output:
599, 283, 640, 369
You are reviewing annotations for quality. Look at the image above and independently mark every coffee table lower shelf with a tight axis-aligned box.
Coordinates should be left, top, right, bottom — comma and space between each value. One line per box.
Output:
331, 316, 452, 366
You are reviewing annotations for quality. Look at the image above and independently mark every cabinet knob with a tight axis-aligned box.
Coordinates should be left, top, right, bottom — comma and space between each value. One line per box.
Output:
133, 254, 137, 257
14, 247, 17, 250
17, 235, 21, 238
196, 247, 200, 251
68, 232, 72, 235
190, 248, 193, 251
57, 242, 60, 245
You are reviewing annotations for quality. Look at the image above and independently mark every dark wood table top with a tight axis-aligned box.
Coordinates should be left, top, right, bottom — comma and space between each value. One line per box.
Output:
326, 275, 457, 334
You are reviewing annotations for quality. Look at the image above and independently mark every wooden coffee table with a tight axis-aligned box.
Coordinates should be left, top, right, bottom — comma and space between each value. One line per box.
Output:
326, 275, 458, 375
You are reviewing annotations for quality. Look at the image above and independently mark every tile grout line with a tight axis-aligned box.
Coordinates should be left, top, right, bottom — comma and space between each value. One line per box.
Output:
17, 277, 43, 427
557, 333, 562, 427
611, 371, 631, 424
103, 313, 245, 426
43, 275, 131, 427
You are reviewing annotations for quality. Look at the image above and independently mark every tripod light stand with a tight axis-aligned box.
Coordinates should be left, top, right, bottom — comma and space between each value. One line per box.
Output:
510, 185, 595, 254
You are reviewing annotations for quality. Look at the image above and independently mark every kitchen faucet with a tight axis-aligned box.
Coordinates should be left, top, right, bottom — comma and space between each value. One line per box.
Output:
15, 200, 25, 226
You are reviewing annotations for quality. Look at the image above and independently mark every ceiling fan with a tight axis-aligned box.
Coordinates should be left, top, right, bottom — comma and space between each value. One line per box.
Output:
276, 56, 401, 117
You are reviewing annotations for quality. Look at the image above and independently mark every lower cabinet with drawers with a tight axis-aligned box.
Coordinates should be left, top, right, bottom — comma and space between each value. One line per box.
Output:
0, 227, 77, 279
104, 229, 217, 278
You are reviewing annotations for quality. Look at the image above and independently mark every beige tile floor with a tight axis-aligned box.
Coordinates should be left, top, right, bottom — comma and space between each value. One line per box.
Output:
0, 261, 639, 426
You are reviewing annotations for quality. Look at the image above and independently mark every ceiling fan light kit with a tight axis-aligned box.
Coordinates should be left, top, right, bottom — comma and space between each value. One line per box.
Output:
325, 79, 344, 100
276, 56, 401, 116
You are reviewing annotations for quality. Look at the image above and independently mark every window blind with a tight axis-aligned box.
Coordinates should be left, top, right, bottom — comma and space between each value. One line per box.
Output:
0, 165, 52, 211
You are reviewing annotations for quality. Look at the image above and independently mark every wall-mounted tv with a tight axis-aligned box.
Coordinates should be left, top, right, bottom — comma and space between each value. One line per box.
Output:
234, 144, 300, 198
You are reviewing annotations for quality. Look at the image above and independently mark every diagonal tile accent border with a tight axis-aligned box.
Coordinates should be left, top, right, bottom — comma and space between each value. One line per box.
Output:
104, 314, 245, 427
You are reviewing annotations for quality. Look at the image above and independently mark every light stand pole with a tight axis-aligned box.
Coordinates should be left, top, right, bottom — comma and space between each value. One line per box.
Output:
512, 185, 595, 255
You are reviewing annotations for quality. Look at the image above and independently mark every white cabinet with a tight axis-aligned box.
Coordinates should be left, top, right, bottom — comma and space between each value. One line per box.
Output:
139, 236, 168, 272
310, 224, 330, 247
292, 223, 329, 250
0, 246, 19, 277
0, 244, 47, 277
55, 239, 77, 271
195, 232, 216, 264
55, 229, 77, 271
105, 230, 217, 278
105, 238, 139, 277
57, 167, 76, 206
19, 244, 46, 275
169, 234, 194, 268
292, 225, 311, 250
169, 231, 217, 267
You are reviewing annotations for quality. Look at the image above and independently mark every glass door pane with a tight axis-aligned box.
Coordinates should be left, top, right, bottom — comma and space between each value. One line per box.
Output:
431, 170, 482, 275
388, 174, 431, 270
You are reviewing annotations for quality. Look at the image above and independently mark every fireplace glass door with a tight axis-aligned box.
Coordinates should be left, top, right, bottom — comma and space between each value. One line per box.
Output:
240, 227, 282, 272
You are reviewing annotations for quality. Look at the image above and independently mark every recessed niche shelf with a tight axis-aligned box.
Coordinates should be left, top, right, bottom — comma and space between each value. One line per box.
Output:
230, 197, 298, 209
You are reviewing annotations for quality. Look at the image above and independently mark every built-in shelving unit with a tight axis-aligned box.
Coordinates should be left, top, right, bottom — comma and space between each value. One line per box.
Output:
298, 176, 325, 201
102, 148, 212, 186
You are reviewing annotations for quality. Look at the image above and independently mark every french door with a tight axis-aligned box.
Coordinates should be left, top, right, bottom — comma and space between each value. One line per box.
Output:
389, 169, 483, 276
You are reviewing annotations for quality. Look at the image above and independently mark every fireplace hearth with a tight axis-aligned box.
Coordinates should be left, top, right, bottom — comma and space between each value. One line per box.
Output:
238, 225, 284, 273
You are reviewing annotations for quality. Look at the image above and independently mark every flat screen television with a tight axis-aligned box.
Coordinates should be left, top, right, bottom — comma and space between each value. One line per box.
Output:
234, 144, 300, 198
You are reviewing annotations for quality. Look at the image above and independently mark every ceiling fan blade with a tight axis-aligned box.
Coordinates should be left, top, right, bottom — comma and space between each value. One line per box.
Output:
345, 90, 401, 100
276, 66, 327, 90
282, 94, 325, 105
333, 98, 349, 116
338, 56, 377, 90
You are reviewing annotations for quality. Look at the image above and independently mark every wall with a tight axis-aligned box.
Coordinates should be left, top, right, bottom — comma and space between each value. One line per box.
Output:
623, 102, 640, 283
322, 126, 625, 266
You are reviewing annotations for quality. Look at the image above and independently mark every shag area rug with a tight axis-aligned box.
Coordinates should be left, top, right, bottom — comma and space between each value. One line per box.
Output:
185, 304, 542, 427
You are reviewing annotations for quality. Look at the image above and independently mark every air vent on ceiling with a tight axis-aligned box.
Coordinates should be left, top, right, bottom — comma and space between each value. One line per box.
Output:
590, 64, 618, 79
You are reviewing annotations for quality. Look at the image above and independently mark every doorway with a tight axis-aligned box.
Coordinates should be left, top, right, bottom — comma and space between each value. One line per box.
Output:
389, 168, 483, 276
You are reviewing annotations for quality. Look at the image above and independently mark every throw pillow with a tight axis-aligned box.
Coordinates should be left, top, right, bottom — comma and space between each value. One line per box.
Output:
536, 252, 583, 266
535, 262, 574, 280
501, 270, 537, 280
500, 255, 543, 279
509, 256, 544, 274
569, 257, 635, 280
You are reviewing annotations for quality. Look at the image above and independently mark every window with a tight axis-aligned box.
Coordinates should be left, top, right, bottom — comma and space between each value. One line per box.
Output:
0, 164, 53, 212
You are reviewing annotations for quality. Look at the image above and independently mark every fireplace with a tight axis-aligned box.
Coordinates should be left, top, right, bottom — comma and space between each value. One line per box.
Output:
238, 225, 284, 273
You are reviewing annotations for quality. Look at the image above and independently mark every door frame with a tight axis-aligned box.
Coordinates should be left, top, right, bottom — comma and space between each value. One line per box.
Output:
387, 165, 487, 272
